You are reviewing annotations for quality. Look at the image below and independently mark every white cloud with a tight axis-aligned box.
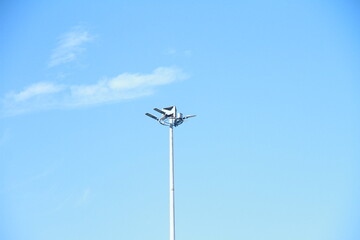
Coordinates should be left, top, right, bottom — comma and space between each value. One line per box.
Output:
12, 82, 64, 101
49, 26, 92, 67
1, 67, 187, 116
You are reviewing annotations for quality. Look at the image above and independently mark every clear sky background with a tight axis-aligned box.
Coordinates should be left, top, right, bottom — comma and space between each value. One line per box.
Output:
1, 1, 359, 240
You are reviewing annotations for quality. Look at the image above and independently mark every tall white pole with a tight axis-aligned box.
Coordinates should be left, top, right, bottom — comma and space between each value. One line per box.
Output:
146, 106, 195, 240
169, 122, 175, 240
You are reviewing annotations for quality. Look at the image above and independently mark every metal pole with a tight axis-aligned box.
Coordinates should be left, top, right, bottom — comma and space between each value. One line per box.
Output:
169, 122, 175, 240
145, 106, 195, 240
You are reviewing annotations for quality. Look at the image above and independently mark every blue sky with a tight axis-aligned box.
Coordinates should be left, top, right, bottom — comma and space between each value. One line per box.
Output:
1, 1, 360, 240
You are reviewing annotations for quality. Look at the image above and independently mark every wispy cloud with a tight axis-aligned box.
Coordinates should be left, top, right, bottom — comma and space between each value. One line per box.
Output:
1, 67, 187, 117
12, 82, 65, 101
49, 26, 92, 67
165, 48, 192, 57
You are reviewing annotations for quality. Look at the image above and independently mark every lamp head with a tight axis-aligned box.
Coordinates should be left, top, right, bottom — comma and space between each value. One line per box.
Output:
145, 106, 194, 127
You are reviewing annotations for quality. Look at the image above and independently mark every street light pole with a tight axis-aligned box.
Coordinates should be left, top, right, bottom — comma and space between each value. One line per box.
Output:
145, 106, 196, 240
169, 121, 175, 240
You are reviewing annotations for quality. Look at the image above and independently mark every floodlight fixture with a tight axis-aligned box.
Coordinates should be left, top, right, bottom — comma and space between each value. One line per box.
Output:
145, 113, 159, 120
145, 106, 195, 240
183, 114, 196, 119
145, 105, 196, 127
154, 107, 166, 115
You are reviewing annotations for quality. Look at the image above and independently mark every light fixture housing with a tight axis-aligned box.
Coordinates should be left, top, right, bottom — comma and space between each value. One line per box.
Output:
145, 106, 196, 127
